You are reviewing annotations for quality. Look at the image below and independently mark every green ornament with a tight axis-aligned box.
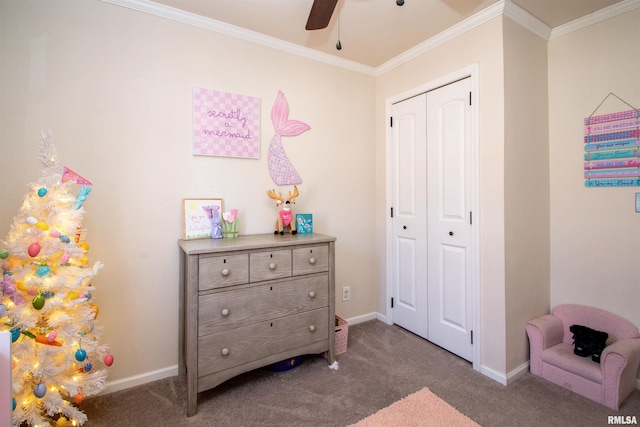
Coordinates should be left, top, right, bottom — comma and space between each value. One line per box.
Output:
0, 249, 8, 259
33, 294, 45, 310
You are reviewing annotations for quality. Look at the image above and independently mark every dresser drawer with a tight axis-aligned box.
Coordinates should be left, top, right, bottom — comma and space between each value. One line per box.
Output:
249, 249, 291, 282
198, 307, 329, 376
198, 274, 328, 336
293, 245, 329, 276
198, 254, 249, 291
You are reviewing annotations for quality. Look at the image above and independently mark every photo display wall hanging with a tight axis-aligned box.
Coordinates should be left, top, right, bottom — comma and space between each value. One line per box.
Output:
584, 93, 640, 187
192, 88, 261, 159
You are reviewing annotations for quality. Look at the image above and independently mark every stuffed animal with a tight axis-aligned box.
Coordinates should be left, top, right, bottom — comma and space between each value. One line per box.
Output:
266, 186, 299, 235
203, 205, 223, 239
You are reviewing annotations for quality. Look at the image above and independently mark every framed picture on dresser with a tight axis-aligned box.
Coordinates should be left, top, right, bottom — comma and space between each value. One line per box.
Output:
182, 198, 223, 240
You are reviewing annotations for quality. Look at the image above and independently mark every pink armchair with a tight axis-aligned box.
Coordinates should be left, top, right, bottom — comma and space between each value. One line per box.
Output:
526, 304, 640, 410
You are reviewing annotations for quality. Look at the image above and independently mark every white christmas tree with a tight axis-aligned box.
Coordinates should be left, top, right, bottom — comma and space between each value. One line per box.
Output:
0, 133, 113, 426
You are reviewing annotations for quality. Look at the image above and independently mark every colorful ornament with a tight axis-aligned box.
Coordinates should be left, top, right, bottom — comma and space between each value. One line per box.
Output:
0, 303, 6, 316
36, 265, 50, 277
12, 397, 16, 411
73, 186, 92, 210
0, 249, 8, 259
104, 353, 114, 366
36, 221, 49, 231
60, 252, 70, 264
74, 393, 84, 404
32, 294, 45, 310
59, 235, 70, 243
90, 303, 99, 319
62, 166, 92, 185
34, 382, 46, 398
35, 335, 62, 346
28, 242, 41, 257
25, 216, 37, 225
37, 187, 48, 197
10, 328, 20, 342
49, 229, 61, 238
83, 362, 92, 372
75, 348, 87, 362
47, 331, 57, 343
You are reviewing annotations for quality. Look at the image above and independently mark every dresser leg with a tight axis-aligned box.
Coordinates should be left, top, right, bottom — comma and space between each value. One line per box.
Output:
187, 385, 197, 417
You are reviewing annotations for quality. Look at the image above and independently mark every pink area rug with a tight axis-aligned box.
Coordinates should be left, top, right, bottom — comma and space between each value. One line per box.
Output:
350, 387, 480, 427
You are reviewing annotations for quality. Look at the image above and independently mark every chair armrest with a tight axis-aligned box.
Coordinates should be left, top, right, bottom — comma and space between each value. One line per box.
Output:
601, 338, 640, 410
526, 314, 563, 375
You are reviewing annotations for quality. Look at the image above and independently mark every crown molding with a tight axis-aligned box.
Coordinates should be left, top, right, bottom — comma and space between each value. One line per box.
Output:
502, 0, 551, 40
375, 0, 506, 76
99, 0, 377, 76
550, 0, 640, 39
100, 0, 639, 77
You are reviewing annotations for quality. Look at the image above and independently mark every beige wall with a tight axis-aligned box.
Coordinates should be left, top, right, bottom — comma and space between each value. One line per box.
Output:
2, 0, 639, 392
548, 10, 640, 332
0, 0, 377, 389
502, 18, 550, 374
375, 18, 509, 378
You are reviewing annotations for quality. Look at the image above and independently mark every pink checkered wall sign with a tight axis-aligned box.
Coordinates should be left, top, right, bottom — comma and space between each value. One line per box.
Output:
192, 88, 261, 158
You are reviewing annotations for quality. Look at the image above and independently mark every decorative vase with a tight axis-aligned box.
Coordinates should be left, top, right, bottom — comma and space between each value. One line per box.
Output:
221, 219, 238, 238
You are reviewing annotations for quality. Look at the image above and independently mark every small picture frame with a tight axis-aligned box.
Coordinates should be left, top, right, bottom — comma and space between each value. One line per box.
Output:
182, 198, 224, 240
296, 214, 313, 234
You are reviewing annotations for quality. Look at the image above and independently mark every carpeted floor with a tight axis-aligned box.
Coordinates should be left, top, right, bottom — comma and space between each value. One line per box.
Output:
80, 320, 640, 426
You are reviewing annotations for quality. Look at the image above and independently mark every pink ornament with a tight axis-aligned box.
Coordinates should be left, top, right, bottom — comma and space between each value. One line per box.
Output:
61, 253, 70, 264
28, 242, 41, 257
104, 354, 114, 366
47, 331, 57, 343
49, 229, 61, 238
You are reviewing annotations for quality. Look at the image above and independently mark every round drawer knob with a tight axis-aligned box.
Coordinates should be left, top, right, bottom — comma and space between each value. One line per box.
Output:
221, 268, 230, 276
308, 291, 316, 298
269, 262, 276, 270
221, 308, 230, 317
221, 348, 230, 356
309, 325, 316, 332
309, 257, 316, 265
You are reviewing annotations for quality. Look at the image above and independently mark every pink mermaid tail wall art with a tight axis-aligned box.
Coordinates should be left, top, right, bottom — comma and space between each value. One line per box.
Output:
268, 91, 311, 185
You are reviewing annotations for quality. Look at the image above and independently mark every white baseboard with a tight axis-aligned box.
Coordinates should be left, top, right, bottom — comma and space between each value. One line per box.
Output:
506, 361, 530, 385
100, 365, 178, 395
343, 312, 379, 326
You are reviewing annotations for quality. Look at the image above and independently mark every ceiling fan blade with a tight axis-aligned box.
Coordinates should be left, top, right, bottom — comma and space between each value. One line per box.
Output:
306, 0, 339, 30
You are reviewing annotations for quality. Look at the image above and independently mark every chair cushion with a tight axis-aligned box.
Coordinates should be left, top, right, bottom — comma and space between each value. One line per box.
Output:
541, 342, 602, 384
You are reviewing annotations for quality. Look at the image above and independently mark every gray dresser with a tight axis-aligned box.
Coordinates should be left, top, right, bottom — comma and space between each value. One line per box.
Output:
178, 233, 336, 416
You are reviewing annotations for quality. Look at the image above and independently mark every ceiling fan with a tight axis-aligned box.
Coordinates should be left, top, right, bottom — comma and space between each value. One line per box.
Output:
305, 0, 339, 30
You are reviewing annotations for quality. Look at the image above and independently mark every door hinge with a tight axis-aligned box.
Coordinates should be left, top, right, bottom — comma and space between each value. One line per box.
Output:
470, 211, 472, 225
390, 207, 394, 218
470, 330, 474, 344
469, 92, 472, 106
390, 116, 393, 127
391, 297, 394, 308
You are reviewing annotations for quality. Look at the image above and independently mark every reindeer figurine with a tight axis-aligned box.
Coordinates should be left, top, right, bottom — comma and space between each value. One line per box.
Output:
266, 186, 299, 235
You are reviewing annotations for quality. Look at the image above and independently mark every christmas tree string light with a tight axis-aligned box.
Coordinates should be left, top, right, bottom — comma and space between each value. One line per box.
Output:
1, 133, 113, 426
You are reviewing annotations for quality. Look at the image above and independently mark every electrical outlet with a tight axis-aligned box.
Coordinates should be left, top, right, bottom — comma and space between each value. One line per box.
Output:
342, 286, 350, 301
